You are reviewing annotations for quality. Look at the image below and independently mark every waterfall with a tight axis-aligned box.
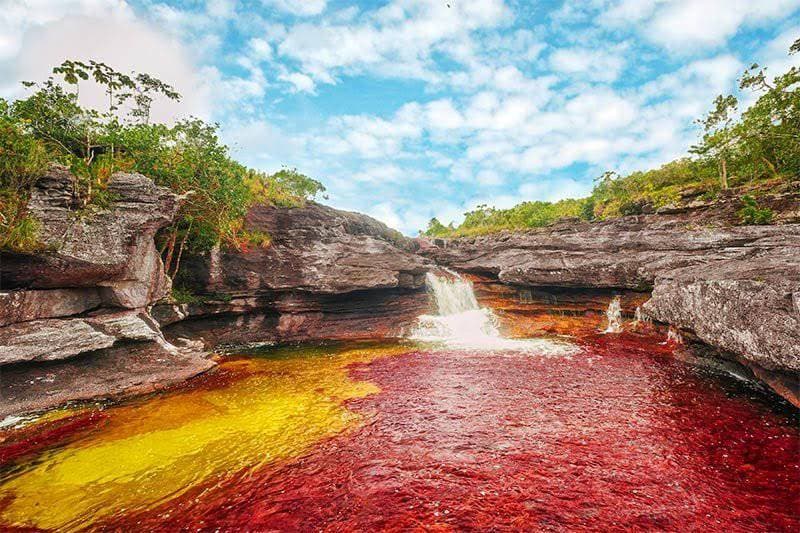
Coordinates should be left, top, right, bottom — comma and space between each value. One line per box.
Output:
409, 270, 578, 356
665, 326, 683, 345
603, 296, 623, 333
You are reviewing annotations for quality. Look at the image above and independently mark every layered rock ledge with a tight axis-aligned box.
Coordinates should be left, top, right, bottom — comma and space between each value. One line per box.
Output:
160, 202, 432, 346
418, 210, 800, 405
0, 167, 209, 417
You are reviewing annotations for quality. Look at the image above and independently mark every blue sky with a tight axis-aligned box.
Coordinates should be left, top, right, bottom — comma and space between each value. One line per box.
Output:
2, 0, 799, 233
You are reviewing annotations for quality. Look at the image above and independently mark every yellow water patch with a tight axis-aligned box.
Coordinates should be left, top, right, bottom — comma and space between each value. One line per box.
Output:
0, 342, 408, 531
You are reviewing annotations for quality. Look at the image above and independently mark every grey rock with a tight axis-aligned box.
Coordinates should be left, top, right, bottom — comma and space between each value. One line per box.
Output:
0, 165, 178, 308
179, 202, 431, 294
643, 248, 800, 373
0, 310, 162, 365
419, 217, 800, 290
0, 288, 102, 327
419, 216, 800, 383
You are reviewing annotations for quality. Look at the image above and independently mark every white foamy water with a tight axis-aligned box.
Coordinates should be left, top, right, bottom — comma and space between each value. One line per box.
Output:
409, 270, 578, 355
603, 296, 623, 333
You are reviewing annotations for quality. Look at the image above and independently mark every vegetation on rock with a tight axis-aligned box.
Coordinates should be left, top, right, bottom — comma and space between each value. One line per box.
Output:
0, 60, 325, 276
425, 40, 799, 237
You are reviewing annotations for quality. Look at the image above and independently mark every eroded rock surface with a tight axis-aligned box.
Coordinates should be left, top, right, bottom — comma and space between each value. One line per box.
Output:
643, 248, 800, 373
180, 202, 430, 294
419, 216, 798, 290
0, 167, 213, 417
0, 165, 179, 307
167, 203, 433, 345
419, 214, 800, 404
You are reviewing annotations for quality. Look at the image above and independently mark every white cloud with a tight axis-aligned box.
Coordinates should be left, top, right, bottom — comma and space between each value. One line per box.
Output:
600, 0, 800, 51
276, 0, 511, 87
279, 71, 316, 93
263, 0, 328, 17
0, 10, 211, 120
549, 47, 626, 82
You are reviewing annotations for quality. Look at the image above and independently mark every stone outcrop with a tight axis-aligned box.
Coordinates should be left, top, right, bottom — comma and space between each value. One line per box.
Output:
419, 212, 800, 405
0, 167, 211, 417
165, 202, 432, 346
1, 165, 179, 308
642, 247, 800, 374
180, 202, 429, 294
419, 216, 798, 290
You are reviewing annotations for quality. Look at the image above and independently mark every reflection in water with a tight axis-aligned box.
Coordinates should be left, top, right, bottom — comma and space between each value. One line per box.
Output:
0, 336, 797, 531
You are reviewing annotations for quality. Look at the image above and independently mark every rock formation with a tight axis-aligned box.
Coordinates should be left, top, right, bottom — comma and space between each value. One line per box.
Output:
0, 166, 211, 416
418, 209, 800, 405
159, 202, 432, 346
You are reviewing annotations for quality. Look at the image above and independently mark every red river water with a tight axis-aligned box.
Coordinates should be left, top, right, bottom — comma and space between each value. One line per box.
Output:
0, 332, 798, 531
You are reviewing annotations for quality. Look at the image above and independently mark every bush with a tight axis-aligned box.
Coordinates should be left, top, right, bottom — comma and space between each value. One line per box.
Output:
738, 195, 774, 225
0, 60, 326, 276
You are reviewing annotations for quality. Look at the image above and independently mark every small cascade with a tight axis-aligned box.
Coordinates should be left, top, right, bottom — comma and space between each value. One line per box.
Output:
631, 306, 652, 330
603, 296, 623, 333
409, 270, 578, 355
664, 326, 684, 345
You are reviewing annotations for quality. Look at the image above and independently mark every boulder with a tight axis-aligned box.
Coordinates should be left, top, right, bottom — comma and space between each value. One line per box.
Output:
643, 248, 800, 373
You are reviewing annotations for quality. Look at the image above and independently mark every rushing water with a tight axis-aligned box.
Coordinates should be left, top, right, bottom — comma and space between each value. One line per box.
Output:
410, 271, 578, 355
0, 275, 797, 531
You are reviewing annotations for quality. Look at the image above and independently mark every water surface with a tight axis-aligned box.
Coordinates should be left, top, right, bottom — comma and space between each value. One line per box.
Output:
0, 335, 797, 531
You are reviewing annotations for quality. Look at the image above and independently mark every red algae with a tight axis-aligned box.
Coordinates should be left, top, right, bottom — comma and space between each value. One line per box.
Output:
100, 333, 799, 532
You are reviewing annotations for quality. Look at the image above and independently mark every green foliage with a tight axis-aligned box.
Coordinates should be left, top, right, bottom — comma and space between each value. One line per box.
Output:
240, 229, 272, 250
0, 59, 325, 269
423, 217, 453, 237
738, 195, 774, 225
171, 286, 201, 305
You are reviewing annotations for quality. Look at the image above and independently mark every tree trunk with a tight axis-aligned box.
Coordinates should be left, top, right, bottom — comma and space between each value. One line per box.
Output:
163, 229, 177, 278
170, 224, 191, 279
720, 158, 729, 189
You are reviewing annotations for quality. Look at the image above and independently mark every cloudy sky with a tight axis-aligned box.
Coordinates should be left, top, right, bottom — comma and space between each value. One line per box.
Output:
2, 0, 799, 233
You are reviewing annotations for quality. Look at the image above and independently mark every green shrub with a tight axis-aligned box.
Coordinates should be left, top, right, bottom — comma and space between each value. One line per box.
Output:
738, 195, 774, 225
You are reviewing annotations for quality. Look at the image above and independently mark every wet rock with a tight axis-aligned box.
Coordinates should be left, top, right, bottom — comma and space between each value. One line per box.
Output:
0, 340, 215, 419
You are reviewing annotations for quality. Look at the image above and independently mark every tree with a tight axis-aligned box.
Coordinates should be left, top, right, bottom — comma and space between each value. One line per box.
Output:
691, 94, 738, 189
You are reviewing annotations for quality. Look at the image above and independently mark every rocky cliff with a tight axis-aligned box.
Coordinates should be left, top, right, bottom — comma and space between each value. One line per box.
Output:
157, 202, 432, 346
0, 170, 434, 418
0, 166, 213, 417
418, 208, 800, 405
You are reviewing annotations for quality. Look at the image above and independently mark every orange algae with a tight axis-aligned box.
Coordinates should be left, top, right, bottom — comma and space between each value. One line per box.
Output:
0, 342, 408, 531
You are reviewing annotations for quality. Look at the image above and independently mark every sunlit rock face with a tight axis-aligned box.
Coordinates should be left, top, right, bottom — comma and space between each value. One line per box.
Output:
166, 202, 433, 345
418, 216, 799, 291
0, 165, 179, 306
180, 202, 430, 294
